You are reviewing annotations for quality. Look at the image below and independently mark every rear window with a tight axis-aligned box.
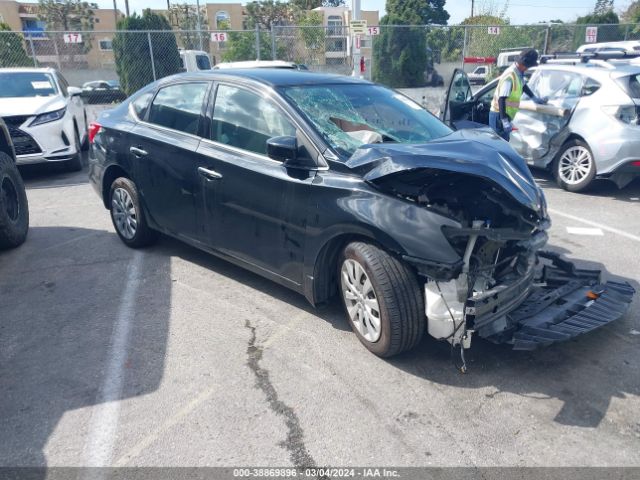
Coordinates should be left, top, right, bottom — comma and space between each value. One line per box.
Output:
616, 74, 640, 98
147, 82, 209, 135
196, 54, 211, 70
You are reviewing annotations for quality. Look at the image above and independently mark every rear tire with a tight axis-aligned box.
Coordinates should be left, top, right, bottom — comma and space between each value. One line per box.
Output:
553, 139, 596, 193
338, 241, 425, 357
109, 177, 158, 248
0, 152, 29, 249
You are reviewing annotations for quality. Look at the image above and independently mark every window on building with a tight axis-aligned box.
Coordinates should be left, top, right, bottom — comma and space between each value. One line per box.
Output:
216, 10, 230, 29
99, 39, 113, 51
327, 15, 343, 36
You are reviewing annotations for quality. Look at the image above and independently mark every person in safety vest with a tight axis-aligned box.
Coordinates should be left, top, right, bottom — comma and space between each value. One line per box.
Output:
489, 48, 547, 141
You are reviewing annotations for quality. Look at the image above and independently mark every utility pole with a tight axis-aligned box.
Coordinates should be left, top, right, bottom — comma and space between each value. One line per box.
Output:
471, 0, 475, 17
124, 0, 130, 17
196, 0, 203, 51
112, 0, 118, 25
351, 0, 361, 77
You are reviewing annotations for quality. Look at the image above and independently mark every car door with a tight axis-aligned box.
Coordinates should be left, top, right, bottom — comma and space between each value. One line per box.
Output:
470, 80, 497, 126
130, 81, 212, 242
510, 69, 583, 167
197, 82, 316, 285
441, 69, 478, 128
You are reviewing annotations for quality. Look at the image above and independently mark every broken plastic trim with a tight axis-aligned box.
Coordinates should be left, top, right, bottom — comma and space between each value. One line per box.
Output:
469, 251, 635, 350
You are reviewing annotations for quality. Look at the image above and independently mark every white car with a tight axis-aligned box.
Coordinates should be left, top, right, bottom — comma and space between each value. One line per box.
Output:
0, 68, 87, 171
212, 60, 308, 70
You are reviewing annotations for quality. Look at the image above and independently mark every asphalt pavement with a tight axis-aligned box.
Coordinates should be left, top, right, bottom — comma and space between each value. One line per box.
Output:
1, 159, 639, 469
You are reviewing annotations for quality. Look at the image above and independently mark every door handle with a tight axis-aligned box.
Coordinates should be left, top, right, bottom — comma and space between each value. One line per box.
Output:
130, 146, 148, 157
197, 166, 223, 180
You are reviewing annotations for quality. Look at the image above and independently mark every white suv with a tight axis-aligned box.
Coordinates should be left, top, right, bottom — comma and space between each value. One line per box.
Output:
0, 68, 87, 171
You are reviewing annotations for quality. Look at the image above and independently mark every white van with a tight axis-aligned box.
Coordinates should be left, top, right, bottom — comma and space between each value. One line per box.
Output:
497, 49, 526, 68
179, 50, 213, 72
577, 40, 640, 54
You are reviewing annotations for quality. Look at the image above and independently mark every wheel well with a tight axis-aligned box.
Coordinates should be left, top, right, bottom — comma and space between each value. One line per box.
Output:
102, 165, 130, 208
0, 129, 14, 159
564, 133, 588, 147
312, 233, 403, 306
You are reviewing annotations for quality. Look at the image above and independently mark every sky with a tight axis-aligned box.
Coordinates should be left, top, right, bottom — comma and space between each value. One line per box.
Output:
95, 0, 629, 25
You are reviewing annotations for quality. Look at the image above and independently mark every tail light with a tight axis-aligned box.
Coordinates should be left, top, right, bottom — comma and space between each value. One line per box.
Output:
632, 161, 640, 167
88, 122, 102, 144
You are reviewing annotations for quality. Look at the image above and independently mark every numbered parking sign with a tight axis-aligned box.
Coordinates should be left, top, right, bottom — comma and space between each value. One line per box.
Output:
63, 33, 83, 44
585, 26, 598, 43
487, 26, 500, 35
367, 26, 380, 36
211, 32, 228, 42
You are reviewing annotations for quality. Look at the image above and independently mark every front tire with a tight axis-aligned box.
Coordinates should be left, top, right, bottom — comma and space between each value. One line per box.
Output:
339, 242, 425, 357
109, 177, 158, 248
0, 152, 29, 249
553, 139, 596, 192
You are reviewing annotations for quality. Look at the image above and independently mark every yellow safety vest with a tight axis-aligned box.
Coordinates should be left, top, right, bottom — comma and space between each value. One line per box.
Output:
491, 65, 524, 120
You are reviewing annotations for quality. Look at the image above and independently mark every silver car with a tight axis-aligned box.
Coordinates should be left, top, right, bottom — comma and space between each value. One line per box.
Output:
443, 61, 640, 192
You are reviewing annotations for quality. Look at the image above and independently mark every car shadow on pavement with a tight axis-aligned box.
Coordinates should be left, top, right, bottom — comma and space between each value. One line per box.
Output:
388, 244, 640, 429
0, 226, 171, 470
154, 234, 639, 430
533, 167, 640, 203
152, 235, 352, 334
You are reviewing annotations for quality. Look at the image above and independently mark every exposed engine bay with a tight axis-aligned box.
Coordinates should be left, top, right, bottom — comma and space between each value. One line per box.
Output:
372, 168, 635, 355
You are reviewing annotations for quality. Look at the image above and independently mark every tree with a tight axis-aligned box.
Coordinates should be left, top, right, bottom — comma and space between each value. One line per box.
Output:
373, 14, 427, 87
0, 23, 32, 67
289, 0, 345, 8
244, 0, 294, 29
167, 2, 209, 51
622, 1, 640, 23
386, 0, 450, 25
576, 9, 621, 45
296, 10, 325, 65
222, 31, 278, 61
113, 10, 182, 95
594, 0, 614, 15
38, 0, 96, 31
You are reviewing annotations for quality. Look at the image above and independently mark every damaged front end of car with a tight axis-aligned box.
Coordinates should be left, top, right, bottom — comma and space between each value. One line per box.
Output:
352, 129, 635, 353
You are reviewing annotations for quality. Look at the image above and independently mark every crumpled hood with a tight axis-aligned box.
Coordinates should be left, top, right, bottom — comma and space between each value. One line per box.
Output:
0, 96, 65, 118
347, 128, 544, 212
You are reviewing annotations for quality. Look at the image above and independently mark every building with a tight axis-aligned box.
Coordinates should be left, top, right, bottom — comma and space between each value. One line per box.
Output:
0, 1, 122, 70
0, 1, 379, 75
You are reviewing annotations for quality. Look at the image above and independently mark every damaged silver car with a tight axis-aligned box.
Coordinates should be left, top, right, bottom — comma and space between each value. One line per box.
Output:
444, 59, 640, 192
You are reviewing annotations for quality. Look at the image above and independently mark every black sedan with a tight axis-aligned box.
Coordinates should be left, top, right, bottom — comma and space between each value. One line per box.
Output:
88, 70, 633, 359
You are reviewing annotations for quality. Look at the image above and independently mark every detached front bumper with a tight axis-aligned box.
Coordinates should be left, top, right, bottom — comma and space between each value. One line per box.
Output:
469, 252, 635, 350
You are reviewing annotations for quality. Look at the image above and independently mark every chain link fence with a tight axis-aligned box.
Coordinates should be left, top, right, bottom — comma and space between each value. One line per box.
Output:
1, 23, 640, 106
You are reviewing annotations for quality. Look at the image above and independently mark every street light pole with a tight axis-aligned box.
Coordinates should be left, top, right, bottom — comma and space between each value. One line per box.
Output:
124, 0, 130, 17
112, 0, 118, 25
351, 0, 361, 77
196, 0, 203, 51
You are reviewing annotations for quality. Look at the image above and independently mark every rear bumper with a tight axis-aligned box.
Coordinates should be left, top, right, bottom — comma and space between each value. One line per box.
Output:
469, 251, 635, 350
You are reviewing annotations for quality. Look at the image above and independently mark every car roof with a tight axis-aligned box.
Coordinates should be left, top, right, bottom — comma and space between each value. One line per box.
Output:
214, 60, 298, 69
160, 69, 370, 87
0, 67, 57, 74
537, 62, 640, 79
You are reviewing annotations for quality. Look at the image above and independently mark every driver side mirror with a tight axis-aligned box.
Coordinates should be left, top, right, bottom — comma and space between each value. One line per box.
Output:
267, 136, 316, 170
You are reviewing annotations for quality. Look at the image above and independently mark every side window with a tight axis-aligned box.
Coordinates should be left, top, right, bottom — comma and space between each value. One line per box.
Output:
479, 86, 495, 104
528, 70, 583, 99
132, 91, 154, 120
211, 84, 295, 156
147, 82, 209, 135
582, 77, 601, 96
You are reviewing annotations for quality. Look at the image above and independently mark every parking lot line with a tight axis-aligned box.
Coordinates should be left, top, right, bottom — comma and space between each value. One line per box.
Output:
566, 227, 604, 236
549, 208, 640, 243
83, 251, 143, 469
